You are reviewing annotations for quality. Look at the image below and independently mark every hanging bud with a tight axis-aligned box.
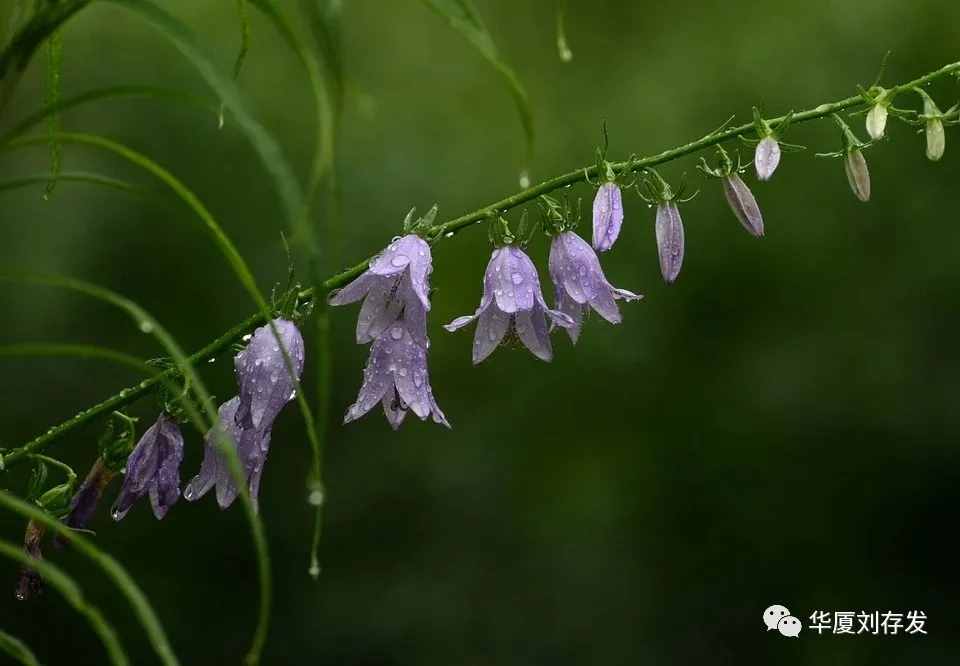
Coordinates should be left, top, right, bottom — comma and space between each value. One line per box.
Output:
866, 103, 889, 141
916, 88, 946, 162
722, 173, 765, 237
699, 146, 764, 238
844, 149, 871, 202
655, 202, 685, 283
15, 521, 45, 601
754, 136, 781, 182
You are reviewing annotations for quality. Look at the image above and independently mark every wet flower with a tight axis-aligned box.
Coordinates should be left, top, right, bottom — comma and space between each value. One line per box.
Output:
184, 397, 271, 509
917, 89, 947, 162
592, 181, 623, 252
186, 319, 304, 509
234, 318, 305, 431
329, 234, 432, 345
548, 231, 642, 343
866, 103, 889, 140
754, 136, 781, 181
344, 320, 449, 429
445, 245, 574, 363
111, 414, 184, 521
722, 173, 765, 237
62, 460, 114, 533
844, 149, 871, 202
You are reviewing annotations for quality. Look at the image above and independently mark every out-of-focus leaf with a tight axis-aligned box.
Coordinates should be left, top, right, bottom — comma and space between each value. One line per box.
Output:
0, 629, 41, 666
44, 28, 63, 198
420, 0, 534, 164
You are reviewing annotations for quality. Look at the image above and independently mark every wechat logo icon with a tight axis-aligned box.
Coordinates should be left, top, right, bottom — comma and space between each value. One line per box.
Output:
764, 604, 802, 638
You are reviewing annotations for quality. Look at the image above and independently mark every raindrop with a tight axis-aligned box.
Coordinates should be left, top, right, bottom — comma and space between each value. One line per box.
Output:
390, 327, 404, 340
391, 254, 410, 268
511, 272, 524, 285
139, 321, 154, 334
307, 488, 325, 506
242, 334, 252, 342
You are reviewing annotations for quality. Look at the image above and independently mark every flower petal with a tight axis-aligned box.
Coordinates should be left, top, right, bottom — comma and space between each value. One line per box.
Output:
382, 391, 408, 430
491, 246, 538, 313
235, 319, 305, 432
754, 137, 781, 181
554, 287, 584, 343
515, 307, 553, 362
472, 306, 510, 364
369, 234, 425, 278
328, 270, 376, 306
655, 202, 685, 284
722, 173, 764, 237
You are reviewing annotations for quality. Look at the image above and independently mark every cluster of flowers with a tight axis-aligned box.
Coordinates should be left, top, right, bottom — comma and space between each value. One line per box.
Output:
329, 199, 643, 430
98, 319, 305, 521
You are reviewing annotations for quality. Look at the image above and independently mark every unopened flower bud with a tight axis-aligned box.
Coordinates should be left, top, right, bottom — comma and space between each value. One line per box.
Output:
754, 136, 781, 181
655, 202, 685, 283
722, 173, 764, 237
844, 149, 871, 202
866, 103, 889, 140
926, 118, 945, 162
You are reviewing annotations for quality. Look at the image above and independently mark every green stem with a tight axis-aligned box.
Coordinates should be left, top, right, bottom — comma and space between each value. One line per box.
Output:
3, 59, 959, 469
0, 628, 41, 666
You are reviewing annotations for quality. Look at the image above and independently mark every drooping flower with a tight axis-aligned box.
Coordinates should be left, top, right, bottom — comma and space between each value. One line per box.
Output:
445, 245, 574, 363
548, 231, 642, 343
234, 318, 305, 431
186, 319, 305, 509
655, 202, 685, 283
592, 181, 623, 252
62, 460, 114, 533
344, 320, 449, 429
184, 397, 271, 509
329, 234, 432, 346
722, 173, 765, 237
844, 149, 871, 202
111, 414, 184, 521
754, 136, 781, 181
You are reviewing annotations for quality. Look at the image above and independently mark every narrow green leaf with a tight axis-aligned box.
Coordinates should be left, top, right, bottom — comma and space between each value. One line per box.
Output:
420, 0, 534, 167
43, 28, 62, 199
0, 342, 154, 374
0, 628, 41, 666
0, 171, 143, 197
232, 0, 251, 80
0, 537, 128, 666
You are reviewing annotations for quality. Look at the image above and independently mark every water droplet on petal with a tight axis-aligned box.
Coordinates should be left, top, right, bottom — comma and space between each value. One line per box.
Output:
511, 272, 524, 285
139, 321, 154, 333
391, 326, 404, 340
391, 254, 410, 268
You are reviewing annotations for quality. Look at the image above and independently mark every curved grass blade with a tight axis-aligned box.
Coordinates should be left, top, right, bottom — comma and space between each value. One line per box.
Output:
99, 0, 310, 253
0, 343, 153, 374
0, 629, 41, 666
555, 0, 572, 63
0, 171, 144, 198
0, 0, 90, 112
0, 537, 128, 666
251, 0, 337, 579
43, 29, 63, 199
419, 0, 534, 169
0, 85, 215, 146
0, 273, 269, 666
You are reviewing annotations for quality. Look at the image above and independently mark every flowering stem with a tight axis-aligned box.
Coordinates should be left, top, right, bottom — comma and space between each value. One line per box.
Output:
2, 59, 959, 468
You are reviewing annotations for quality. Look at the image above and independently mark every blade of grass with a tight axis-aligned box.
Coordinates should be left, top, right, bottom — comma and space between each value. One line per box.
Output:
0, 537, 128, 666
0, 628, 41, 666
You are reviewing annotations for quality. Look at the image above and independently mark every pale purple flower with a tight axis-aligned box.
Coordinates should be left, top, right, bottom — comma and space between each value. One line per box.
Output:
344, 320, 449, 429
328, 234, 432, 345
844, 149, 871, 202
111, 414, 184, 521
186, 319, 305, 509
549, 231, 642, 343
184, 397, 271, 509
655, 202, 685, 283
592, 182, 623, 252
866, 103, 888, 140
234, 318, 305, 431
754, 136, 781, 181
722, 173, 765, 237
444, 245, 574, 363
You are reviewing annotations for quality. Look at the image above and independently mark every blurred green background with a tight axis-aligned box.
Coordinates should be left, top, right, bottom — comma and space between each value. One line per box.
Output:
2, 0, 959, 664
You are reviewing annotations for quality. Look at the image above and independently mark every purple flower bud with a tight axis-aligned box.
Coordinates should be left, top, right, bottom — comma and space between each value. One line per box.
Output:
344, 320, 449, 430
754, 136, 781, 181
844, 149, 871, 202
548, 231, 642, 343
445, 245, 574, 363
866, 104, 888, 141
61, 459, 114, 535
234, 319, 305, 431
722, 173, 765, 238
592, 182, 623, 252
329, 234, 432, 346
111, 414, 184, 521
655, 202, 684, 283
